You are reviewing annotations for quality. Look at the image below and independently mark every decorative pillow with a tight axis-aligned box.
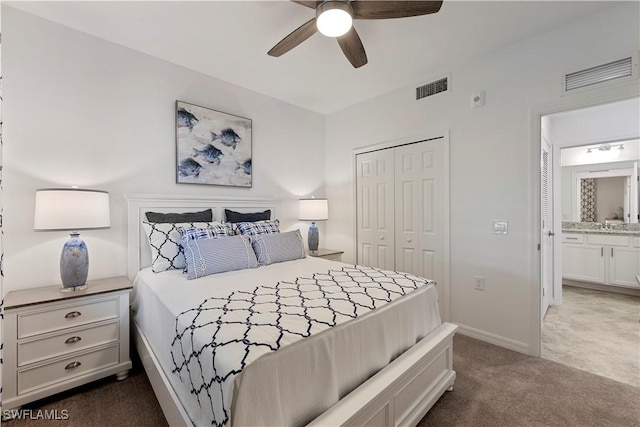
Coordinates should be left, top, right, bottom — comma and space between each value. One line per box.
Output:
250, 229, 306, 266
236, 220, 280, 236
178, 223, 233, 240
142, 221, 220, 273
224, 209, 271, 223
145, 209, 213, 224
182, 234, 258, 279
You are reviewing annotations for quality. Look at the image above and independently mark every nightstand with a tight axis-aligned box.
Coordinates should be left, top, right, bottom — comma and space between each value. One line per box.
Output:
2, 276, 133, 410
308, 248, 344, 262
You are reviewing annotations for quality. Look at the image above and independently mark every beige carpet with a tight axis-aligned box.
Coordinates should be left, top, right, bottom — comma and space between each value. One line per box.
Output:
5, 334, 640, 426
542, 285, 640, 387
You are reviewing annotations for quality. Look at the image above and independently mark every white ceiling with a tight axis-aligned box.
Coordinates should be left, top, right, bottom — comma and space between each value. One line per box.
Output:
7, 1, 620, 114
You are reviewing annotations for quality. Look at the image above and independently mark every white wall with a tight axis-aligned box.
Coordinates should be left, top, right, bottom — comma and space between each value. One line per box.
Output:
324, 3, 640, 353
548, 99, 640, 148
2, 7, 326, 292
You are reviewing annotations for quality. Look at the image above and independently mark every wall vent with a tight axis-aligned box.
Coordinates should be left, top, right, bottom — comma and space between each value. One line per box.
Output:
564, 57, 633, 92
416, 77, 448, 100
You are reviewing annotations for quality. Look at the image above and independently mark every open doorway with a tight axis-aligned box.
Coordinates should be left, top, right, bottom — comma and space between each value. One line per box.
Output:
539, 98, 640, 387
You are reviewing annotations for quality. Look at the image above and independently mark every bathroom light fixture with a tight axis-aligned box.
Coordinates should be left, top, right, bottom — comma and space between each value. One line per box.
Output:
586, 143, 624, 154
316, 1, 353, 37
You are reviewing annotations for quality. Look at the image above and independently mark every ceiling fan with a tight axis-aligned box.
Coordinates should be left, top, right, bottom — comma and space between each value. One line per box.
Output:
268, 1, 444, 68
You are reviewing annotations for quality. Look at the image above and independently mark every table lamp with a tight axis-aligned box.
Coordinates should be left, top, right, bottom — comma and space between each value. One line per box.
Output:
34, 188, 111, 291
298, 198, 328, 252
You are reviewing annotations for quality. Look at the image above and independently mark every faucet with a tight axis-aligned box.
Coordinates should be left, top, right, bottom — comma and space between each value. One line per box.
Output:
600, 220, 611, 231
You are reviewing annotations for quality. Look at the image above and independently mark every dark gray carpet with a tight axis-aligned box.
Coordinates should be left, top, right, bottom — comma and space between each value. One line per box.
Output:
4, 335, 639, 426
419, 335, 640, 427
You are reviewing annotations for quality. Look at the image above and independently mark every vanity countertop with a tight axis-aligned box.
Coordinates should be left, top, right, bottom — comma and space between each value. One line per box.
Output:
562, 229, 640, 236
561, 221, 640, 237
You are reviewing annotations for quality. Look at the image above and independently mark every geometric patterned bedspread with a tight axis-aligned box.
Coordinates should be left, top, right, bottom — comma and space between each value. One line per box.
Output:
170, 265, 435, 426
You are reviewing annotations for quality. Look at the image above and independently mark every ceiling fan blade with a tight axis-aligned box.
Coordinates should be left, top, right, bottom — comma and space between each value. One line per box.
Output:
337, 27, 368, 68
290, 0, 319, 9
268, 18, 318, 57
352, 1, 443, 19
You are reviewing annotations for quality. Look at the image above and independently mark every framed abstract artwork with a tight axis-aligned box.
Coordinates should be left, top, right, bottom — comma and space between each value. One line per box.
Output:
176, 100, 252, 187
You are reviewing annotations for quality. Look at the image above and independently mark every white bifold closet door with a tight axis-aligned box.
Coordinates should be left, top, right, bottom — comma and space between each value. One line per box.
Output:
356, 139, 446, 311
356, 148, 395, 270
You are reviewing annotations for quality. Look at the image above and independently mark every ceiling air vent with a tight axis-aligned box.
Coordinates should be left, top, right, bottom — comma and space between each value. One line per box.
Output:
416, 77, 448, 100
565, 57, 633, 92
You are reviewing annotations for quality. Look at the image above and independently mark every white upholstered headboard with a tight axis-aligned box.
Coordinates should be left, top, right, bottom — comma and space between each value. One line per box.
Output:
125, 194, 281, 280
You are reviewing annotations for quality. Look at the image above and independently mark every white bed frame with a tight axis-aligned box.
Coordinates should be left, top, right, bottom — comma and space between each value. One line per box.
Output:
126, 194, 457, 427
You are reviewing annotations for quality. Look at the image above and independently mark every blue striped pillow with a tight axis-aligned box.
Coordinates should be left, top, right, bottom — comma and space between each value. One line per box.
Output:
178, 223, 233, 240
181, 234, 258, 279
250, 230, 306, 266
236, 220, 280, 236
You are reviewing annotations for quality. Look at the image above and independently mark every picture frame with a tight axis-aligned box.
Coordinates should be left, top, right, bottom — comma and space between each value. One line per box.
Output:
176, 100, 252, 187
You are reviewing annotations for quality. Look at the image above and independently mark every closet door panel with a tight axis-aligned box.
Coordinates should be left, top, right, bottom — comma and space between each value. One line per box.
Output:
356, 150, 395, 269
395, 141, 445, 311
395, 148, 420, 277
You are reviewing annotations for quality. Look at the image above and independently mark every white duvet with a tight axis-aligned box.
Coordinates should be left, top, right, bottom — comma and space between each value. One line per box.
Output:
132, 257, 441, 426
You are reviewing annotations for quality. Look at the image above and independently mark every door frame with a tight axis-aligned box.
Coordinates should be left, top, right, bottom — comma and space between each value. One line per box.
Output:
530, 91, 639, 357
353, 130, 451, 321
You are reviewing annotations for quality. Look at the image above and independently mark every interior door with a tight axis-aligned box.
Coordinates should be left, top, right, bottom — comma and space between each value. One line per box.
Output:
356, 149, 395, 269
394, 140, 445, 313
541, 137, 554, 318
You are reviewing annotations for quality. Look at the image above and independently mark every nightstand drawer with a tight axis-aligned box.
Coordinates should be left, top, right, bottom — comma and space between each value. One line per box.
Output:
18, 344, 119, 395
17, 298, 119, 339
18, 321, 119, 366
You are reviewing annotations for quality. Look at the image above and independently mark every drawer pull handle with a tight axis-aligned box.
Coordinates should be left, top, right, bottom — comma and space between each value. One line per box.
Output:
65, 336, 82, 344
65, 311, 81, 319
65, 361, 82, 370
566, 237, 579, 240
611, 247, 614, 257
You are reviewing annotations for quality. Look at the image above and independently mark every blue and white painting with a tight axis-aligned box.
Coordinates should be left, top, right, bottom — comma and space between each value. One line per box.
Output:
176, 101, 252, 187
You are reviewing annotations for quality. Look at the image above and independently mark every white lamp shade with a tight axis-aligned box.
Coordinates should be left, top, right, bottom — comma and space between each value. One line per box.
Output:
34, 188, 111, 231
298, 198, 329, 221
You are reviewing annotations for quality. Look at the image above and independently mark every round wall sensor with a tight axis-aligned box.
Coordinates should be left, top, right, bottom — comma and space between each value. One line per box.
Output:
471, 91, 486, 108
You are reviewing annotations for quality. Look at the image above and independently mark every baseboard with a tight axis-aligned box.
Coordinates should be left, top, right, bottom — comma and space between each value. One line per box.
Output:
563, 280, 640, 297
452, 323, 530, 355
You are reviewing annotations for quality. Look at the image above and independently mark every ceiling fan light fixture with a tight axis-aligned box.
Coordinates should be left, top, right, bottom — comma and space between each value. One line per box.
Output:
316, 1, 353, 38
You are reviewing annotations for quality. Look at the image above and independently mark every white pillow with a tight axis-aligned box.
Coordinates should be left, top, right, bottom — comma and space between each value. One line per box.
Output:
142, 221, 228, 272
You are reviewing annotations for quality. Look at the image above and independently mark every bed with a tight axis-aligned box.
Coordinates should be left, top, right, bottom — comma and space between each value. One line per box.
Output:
126, 194, 457, 426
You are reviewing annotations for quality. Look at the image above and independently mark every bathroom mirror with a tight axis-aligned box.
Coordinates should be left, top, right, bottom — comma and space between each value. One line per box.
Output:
561, 140, 639, 223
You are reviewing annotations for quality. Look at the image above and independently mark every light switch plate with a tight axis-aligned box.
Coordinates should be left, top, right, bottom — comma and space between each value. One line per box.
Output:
492, 221, 508, 235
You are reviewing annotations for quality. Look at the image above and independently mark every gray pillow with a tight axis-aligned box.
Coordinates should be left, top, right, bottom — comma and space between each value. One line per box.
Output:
224, 209, 271, 223
250, 230, 306, 266
145, 209, 213, 223
182, 234, 258, 279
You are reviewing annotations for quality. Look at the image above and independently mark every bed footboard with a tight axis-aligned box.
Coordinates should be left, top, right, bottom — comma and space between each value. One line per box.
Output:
307, 322, 457, 427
